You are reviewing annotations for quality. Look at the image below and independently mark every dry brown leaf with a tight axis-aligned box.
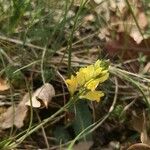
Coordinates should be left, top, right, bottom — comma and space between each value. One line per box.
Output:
95, 0, 149, 44
61, 141, 93, 150
131, 111, 144, 133
73, 141, 93, 150
130, 27, 143, 44
127, 143, 150, 150
131, 111, 150, 146
93, 0, 103, 4
0, 78, 10, 91
140, 112, 150, 145
127, 9, 148, 44
25, 83, 55, 108
138, 12, 148, 29
0, 93, 29, 129
84, 14, 95, 22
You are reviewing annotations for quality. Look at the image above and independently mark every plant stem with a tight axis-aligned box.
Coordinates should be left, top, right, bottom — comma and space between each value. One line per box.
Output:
8, 99, 73, 149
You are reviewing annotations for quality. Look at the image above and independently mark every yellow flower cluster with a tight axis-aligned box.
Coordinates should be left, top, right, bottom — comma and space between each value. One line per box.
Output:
65, 60, 109, 102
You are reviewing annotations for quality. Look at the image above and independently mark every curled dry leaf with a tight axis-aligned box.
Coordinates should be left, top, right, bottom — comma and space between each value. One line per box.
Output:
127, 143, 150, 150
73, 141, 93, 150
25, 83, 55, 108
0, 93, 29, 129
0, 78, 10, 91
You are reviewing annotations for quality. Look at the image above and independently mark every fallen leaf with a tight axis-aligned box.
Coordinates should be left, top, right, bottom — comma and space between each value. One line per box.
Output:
140, 112, 150, 145
73, 141, 93, 150
25, 83, 55, 108
60, 141, 93, 150
0, 93, 29, 129
138, 12, 148, 29
130, 27, 143, 44
95, 0, 149, 44
127, 143, 150, 150
93, 0, 103, 4
131, 111, 150, 143
0, 78, 10, 91
104, 32, 150, 64
131, 111, 144, 133
84, 14, 95, 22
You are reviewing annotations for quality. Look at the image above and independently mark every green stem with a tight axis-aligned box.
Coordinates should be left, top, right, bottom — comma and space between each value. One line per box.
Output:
67, 0, 88, 75
8, 99, 74, 149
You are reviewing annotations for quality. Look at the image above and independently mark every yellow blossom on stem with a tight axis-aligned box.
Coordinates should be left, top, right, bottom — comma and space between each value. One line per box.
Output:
65, 75, 78, 95
65, 60, 109, 102
79, 91, 104, 102
85, 79, 100, 91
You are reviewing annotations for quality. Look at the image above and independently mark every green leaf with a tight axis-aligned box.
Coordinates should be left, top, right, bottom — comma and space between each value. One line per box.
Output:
9, 0, 31, 32
5, 66, 25, 88
53, 125, 71, 144
70, 100, 93, 141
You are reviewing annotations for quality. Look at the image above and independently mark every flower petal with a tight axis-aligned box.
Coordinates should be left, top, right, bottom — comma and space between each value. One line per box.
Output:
76, 71, 86, 86
80, 91, 104, 102
79, 65, 94, 81
94, 60, 101, 69
85, 79, 100, 91
65, 75, 78, 95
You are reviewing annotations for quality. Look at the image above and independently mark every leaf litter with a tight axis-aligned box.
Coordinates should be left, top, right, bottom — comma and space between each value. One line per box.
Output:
25, 83, 55, 108
0, 78, 10, 91
0, 83, 55, 129
0, 93, 28, 129
0, 0, 150, 149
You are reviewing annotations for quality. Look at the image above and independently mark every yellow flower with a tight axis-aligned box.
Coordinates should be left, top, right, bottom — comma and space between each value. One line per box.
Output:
80, 91, 104, 102
65, 60, 109, 102
76, 71, 86, 86
84, 73, 109, 91
85, 79, 100, 91
65, 75, 78, 95
94, 67, 102, 77
78, 65, 94, 81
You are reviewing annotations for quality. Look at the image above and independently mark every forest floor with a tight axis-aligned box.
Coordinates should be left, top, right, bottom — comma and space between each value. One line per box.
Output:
0, 0, 150, 150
